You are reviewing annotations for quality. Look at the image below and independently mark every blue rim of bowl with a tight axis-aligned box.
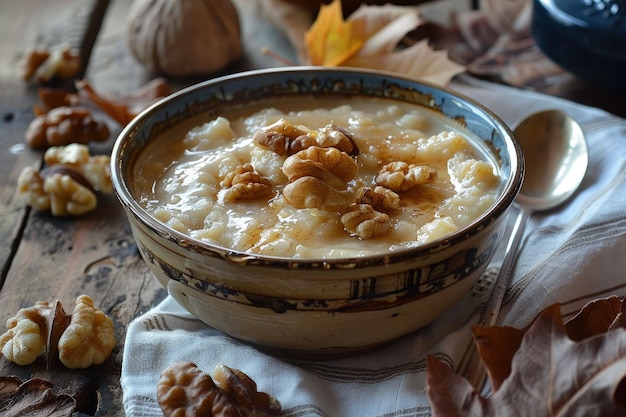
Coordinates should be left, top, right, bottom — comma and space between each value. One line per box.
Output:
111, 66, 524, 271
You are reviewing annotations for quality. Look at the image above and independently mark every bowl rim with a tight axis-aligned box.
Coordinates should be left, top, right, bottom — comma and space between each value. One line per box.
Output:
111, 66, 524, 270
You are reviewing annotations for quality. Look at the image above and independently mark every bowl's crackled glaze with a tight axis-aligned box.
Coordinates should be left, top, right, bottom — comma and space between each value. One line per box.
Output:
112, 67, 523, 358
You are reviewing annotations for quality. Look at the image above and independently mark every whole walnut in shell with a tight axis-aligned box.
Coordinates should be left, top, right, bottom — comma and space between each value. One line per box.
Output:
127, 0, 242, 77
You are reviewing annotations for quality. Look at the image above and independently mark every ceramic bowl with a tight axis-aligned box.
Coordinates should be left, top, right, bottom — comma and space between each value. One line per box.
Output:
111, 67, 523, 358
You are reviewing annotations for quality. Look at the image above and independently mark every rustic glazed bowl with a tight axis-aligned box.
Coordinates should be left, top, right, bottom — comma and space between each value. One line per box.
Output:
111, 67, 523, 358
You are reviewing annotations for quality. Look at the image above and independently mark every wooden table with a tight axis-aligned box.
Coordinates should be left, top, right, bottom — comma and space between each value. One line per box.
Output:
0, 1, 624, 415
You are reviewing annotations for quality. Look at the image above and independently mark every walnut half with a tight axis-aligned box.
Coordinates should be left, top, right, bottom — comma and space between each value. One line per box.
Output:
341, 203, 391, 240
221, 163, 272, 202
0, 295, 114, 369
281, 146, 358, 212
375, 161, 437, 192
25, 106, 109, 149
253, 119, 360, 157
157, 362, 281, 417
17, 144, 112, 216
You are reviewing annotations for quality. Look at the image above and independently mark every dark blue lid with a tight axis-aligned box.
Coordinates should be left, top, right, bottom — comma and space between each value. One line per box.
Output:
533, 0, 626, 91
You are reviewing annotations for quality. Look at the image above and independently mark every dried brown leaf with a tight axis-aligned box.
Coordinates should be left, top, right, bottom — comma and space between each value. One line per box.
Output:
428, 302, 626, 417
472, 325, 523, 392
565, 295, 625, 341
75, 78, 171, 126
0, 376, 75, 417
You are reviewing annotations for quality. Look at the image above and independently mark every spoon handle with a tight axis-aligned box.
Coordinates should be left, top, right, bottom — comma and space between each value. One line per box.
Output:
485, 205, 531, 327
457, 205, 531, 389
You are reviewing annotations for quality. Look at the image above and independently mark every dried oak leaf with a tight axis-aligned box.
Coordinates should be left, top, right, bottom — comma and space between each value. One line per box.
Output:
304, 0, 465, 85
427, 302, 626, 417
472, 295, 626, 392
0, 376, 75, 416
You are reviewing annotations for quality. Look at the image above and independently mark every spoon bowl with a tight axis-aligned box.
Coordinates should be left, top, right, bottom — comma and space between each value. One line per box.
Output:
459, 109, 588, 385
515, 110, 588, 210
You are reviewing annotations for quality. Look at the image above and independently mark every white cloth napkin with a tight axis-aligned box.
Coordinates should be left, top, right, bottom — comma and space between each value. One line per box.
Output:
121, 76, 626, 417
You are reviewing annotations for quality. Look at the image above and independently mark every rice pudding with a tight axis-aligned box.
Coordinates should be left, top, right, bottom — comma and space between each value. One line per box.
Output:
134, 99, 499, 258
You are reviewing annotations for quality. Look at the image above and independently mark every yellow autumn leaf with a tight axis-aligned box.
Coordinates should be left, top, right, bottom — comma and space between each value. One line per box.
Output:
303, 0, 465, 86
304, 0, 365, 66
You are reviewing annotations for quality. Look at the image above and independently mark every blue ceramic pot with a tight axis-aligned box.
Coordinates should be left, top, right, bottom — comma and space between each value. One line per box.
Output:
532, 0, 626, 91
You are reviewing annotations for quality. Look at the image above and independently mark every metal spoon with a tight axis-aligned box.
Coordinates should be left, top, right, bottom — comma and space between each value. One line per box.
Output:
459, 109, 588, 388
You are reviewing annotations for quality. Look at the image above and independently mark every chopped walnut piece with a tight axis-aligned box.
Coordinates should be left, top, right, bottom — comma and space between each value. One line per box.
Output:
17, 144, 112, 217
282, 146, 357, 211
33, 45, 81, 83
283, 176, 355, 211
283, 146, 357, 184
316, 123, 359, 156
41, 168, 98, 217
57, 295, 116, 369
357, 186, 401, 212
253, 118, 311, 156
17, 166, 51, 212
0, 302, 51, 366
25, 106, 109, 149
341, 204, 391, 239
221, 163, 272, 202
254, 119, 360, 156
286, 134, 318, 155
375, 161, 437, 192
21, 49, 51, 81
157, 362, 281, 417
44, 144, 112, 193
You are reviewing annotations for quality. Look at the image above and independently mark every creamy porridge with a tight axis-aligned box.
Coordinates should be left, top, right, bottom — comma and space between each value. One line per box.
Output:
134, 99, 500, 258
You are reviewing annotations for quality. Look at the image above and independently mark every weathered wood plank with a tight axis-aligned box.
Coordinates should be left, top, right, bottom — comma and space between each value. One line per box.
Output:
0, 1, 146, 416
0, 0, 110, 288
0, 0, 297, 414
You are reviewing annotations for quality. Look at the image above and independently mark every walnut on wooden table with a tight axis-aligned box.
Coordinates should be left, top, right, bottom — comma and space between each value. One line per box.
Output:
58, 295, 116, 369
25, 106, 109, 149
21, 44, 81, 83
0, 302, 52, 366
17, 143, 111, 216
0, 295, 115, 369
